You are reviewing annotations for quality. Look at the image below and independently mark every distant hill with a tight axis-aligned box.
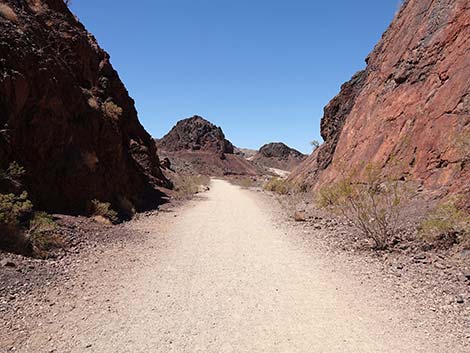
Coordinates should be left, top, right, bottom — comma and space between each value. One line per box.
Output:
156, 116, 263, 176
251, 143, 307, 172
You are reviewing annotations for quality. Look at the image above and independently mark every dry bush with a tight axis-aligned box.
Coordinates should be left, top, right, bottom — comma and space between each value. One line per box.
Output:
264, 177, 291, 195
0, 191, 33, 226
0, 162, 33, 254
318, 165, 410, 250
28, 212, 63, 258
229, 176, 258, 188
27, 0, 47, 14
89, 199, 119, 223
0, 163, 63, 257
174, 175, 211, 200
0, 3, 18, 22
87, 97, 100, 110
0, 191, 33, 255
102, 101, 123, 120
419, 200, 470, 248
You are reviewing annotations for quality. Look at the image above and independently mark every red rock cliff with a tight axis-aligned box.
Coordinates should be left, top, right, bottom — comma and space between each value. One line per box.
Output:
0, 0, 171, 214
290, 0, 470, 198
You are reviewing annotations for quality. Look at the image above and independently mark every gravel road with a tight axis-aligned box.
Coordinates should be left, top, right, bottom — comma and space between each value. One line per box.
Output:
10, 180, 459, 352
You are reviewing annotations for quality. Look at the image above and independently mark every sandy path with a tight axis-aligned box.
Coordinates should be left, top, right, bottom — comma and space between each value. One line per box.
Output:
15, 180, 449, 352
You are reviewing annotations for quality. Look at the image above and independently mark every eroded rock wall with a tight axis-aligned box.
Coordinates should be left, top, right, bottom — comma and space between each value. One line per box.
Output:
0, 0, 171, 214
291, 0, 469, 198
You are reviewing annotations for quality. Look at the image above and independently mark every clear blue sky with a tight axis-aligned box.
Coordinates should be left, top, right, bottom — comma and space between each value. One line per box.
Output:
70, 0, 400, 154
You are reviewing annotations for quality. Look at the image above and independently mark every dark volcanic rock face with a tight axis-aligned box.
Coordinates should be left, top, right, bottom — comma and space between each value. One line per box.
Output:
252, 142, 306, 171
0, 0, 170, 214
156, 116, 234, 156
291, 0, 470, 197
258, 143, 304, 159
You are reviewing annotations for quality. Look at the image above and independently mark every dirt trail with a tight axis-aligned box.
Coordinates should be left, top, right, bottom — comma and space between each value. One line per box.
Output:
13, 180, 455, 352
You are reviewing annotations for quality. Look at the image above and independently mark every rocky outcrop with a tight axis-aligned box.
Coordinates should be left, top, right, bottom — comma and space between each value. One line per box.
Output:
156, 116, 234, 157
252, 142, 306, 171
0, 0, 171, 215
291, 0, 470, 198
156, 116, 262, 176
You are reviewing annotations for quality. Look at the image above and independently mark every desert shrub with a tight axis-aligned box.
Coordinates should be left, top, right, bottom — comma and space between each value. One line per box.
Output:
28, 212, 63, 258
0, 191, 33, 226
174, 175, 210, 199
0, 163, 64, 257
0, 161, 26, 185
264, 177, 290, 195
0, 3, 18, 22
6, 161, 26, 179
89, 199, 119, 223
87, 97, 100, 110
419, 201, 470, 248
310, 139, 320, 151
0, 191, 34, 255
292, 182, 310, 194
318, 166, 409, 250
230, 176, 257, 188
102, 101, 123, 120
27, 0, 47, 14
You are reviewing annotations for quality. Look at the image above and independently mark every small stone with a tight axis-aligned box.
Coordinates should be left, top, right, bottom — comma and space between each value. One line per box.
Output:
456, 295, 464, 304
396, 263, 404, 270
414, 254, 426, 260
293, 211, 306, 222
1, 259, 16, 268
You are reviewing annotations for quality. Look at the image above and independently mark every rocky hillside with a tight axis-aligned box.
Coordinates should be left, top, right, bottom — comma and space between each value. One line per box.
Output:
156, 116, 234, 157
290, 0, 469, 201
0, 0, 171, 215
252, 142, 306, 171
156, 116, 262, 176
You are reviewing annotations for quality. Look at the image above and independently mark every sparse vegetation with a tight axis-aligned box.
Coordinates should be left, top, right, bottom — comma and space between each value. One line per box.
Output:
0, 162, 63, 257
27, 0, 47, 14
102, 101, 123, 120
318, 165, 409, 250
292, 182, 310, 194
28, 212, 63, 258
0, 191, 34, 226
419, 200, 470, 248
229, 176, 258, 189
89, 199, 119, 224
0, 3, 18, 23
87, 97, 100, 110
310, 139, 320, 151
264, 177, 291, 195
0, 161, 26, 184
174, 175, 211, 200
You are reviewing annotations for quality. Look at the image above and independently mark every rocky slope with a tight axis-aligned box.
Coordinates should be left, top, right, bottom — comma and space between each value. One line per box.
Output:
156, 116, 234, 157
252, 142, 306, 171
290, 0, 470, 201
0, 0, 170, 215
156, 116, 262, 176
